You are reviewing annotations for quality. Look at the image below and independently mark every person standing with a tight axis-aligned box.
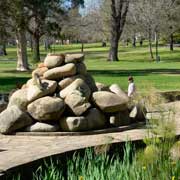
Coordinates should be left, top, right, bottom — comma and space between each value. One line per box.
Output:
128, 76, 136, 97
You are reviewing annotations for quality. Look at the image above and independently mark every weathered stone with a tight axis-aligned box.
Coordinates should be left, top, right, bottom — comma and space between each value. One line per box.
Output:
26, 79, 57, 102
58, 75, 84, 90
110, 110, 131, 127
60, 78, 91, 99
60, 116, 88, 132
85, 108, 106, 130
44, 54, 65, 68
65, 53, 84, 63
43, 63, 76, 80
76, 62, 87, 75
170, 141, 180, 160
8, 89, 30, 110
32, 67, 48, 77
130, 104, 146, 122
96, 82, 109, 91
65, 90, 91, 116
28, 96, 65, 121
24, 122, 59, 132
146, 111, 174, 121
0, 106, 33, 134
92, 91, 128, 113
109, 84, 129, 103
83, 73, 98, 93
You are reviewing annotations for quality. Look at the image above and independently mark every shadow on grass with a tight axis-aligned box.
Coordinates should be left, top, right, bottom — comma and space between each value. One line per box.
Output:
0, 77, 29, 87
89, 69, 180, 77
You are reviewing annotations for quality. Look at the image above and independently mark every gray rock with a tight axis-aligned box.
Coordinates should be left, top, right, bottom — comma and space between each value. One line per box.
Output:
60, 78, 91, 99
109, 84, 129, 103
0, 106, 33, 134
28, 96, 65, 121
130, 104, 146, 122
8, 89, 30, 110
65, 54, 84, 64
92, 91, 128, 113
76, 62, 87, 75
96, 82, 109, 91
58, 75, 84, 90
32, 67, 48, 77
65, 90, 91, 116
24, 122, 59, 132
26, 79, 57, 102
44, 54, 65, 68
43, 63, 76, 80
60, 116, 88, 132
83, 73, 98, 93
85, 108, 106, 130
170, 141, 180, 161
110, 110, 131, 127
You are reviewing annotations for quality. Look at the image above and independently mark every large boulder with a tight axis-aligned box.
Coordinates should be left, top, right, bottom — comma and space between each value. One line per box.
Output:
76, 62, 87, 75
60, 116, 88, 132
85, 108, 106, 130
27, 96, 65, 121
0, 106, 33, 134
60, 78, 91, 99
32, 67, 48, 77
83, 73, 98, 93
43, 63, 76, 80
8, 89, 30, 110
44, 54, 65, 69
58, 75, 84, 90
170, 141, 180, 161
92, 91, 128, 113
130, 104, 146, 122
26, 79, 57, 102
109, 84, 129, 103
110, 110, 131, 127
65, 54, 84, 64
65, 90, 91, 116
24, 122, 59, 132
96, 82, 109, 91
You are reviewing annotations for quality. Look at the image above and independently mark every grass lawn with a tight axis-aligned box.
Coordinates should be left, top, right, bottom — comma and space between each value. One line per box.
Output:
0, 43, 180, 93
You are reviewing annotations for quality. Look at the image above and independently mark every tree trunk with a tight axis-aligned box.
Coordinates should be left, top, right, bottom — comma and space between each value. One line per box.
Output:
32, 34, 40, 62
16, 29, 29, 71
170, 33, 174, 51
108, 34, 119, 61
81, 42, 84, 53
155, 31, 160, 62
2, 42, 7, 55
108, 0, 129, 61
148, 29, 154, 60
132, 35, 136, 48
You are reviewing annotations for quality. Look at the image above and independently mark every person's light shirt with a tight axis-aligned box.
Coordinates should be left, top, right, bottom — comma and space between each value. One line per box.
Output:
128, 82, 136, 97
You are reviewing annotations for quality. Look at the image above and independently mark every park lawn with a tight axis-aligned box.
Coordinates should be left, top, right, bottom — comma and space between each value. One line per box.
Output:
0, 43, 180, 93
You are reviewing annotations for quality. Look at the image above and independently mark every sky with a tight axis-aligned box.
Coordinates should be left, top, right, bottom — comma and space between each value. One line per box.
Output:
80, 0, 101, 15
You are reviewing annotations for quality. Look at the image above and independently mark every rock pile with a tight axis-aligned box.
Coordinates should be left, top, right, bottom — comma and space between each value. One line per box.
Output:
0, 53, 145, 134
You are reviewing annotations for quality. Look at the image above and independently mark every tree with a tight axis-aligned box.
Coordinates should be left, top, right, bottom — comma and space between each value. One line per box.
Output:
5, 0, 30, 71
108, 0, 130, 61
26, 0, 84, 63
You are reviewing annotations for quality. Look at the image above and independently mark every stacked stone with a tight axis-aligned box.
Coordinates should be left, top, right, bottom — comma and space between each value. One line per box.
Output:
0, 53, 144, 134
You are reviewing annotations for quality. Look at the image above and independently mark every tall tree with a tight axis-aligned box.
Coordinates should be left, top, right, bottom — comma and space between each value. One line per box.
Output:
26, 0, 84, 63
108, 0, 130, 61
6, 0, 29, 71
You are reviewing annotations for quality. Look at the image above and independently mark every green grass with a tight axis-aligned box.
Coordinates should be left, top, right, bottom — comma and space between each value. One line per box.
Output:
0, 42, 180, 93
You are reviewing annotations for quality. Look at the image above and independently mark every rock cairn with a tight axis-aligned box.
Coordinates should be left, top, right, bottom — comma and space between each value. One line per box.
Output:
0, 53, 145, 134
